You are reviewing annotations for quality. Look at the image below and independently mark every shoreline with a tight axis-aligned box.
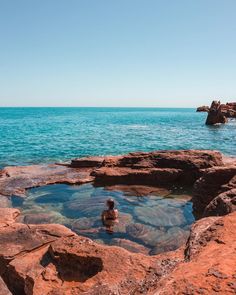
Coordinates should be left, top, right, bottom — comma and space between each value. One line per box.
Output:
0, 149, 236, 294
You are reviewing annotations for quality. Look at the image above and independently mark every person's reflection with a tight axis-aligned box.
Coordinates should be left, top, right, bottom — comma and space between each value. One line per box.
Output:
101, 198, 119, 234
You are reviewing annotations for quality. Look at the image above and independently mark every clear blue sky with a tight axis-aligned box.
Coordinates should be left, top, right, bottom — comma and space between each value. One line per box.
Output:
0, 0, 236, 107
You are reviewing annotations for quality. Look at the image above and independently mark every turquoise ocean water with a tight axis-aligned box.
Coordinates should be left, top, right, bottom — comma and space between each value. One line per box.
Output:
0, 107, 236, 168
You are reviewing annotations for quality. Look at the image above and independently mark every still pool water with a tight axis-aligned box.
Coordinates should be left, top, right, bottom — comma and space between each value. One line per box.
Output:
12, 183, 195, 255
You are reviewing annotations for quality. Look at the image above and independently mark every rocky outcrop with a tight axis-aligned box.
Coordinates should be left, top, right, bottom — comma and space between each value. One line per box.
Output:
0, 208, 20, 227
0, 150, 236, 294
0, 208, 181, 295
92, 150, 224, 187
193, 166, 236, 218
0, 276, 11, 295
206, 100, 228, 125
71, 156, 105, 168
0, 164, 93, 197
200, 100, 236, 125
155, 212, 236, 295
0, 149, 235, 219
0, 208, 235, 294
196, 105, 209, 112
0, 150, 224, 197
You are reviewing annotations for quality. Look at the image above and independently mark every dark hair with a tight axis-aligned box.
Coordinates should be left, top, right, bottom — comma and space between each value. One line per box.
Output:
107, 198, 115, 210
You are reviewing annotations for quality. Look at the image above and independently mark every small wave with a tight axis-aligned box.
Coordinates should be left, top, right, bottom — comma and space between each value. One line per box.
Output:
128, 125, 148, 129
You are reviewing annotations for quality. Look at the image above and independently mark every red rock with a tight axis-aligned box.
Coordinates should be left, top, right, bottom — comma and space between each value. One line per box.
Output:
0, 208, 20, 228
0, 150, 224, 199
154, 212, 236, 295
193, 166, 236, 218
205, 100, 236, 125
0, 150, 236, 294
184, 216, 221, 260
0, 164, 93, 197
0, 204, 235, 294
93, 166, 184, 186
23, 213, 58, 224
105, 150, 223, 170
92, 150, 223, 187
196, 105, 210, 112
0, 277, 11, 295
206, 100, 228, 125
105, 184, 170, 197
204, 188, 236, 217
71, 156, 105, 168
0, 223, 74, 259
110, 238, 150, 254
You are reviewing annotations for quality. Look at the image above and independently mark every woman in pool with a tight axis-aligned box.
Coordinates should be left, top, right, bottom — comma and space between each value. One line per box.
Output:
101, 198, 119, 233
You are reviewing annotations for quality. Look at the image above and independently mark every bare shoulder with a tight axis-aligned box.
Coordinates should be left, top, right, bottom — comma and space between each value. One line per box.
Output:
114, 209, 119, 216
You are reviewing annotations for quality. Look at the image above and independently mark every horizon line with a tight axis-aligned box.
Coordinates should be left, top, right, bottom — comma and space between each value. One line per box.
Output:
0, 106, 198, 108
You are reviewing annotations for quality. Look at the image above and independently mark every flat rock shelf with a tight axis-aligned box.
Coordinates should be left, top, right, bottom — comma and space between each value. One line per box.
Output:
12, 183, 195, 255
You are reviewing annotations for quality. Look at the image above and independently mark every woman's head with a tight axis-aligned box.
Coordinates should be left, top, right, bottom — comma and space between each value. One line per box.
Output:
106, 198, 115, 210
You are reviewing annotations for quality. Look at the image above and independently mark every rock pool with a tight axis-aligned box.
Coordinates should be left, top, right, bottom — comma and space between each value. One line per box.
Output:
12, 183, 195, 255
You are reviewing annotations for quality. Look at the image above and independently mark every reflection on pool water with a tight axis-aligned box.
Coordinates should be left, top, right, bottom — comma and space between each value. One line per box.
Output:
12, 183, 195, 255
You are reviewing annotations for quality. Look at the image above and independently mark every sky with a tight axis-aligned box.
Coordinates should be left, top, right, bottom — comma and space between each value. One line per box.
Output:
0, 0, 236, 107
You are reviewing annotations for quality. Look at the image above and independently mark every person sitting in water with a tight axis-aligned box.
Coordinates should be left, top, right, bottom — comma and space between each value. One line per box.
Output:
101, 198, 119, 233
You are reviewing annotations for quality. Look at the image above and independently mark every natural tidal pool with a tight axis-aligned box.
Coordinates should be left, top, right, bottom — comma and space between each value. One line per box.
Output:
12, 183, 195, 255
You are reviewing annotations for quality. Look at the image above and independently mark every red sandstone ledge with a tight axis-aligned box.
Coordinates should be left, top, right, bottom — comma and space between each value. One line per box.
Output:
0, 150, 235, 294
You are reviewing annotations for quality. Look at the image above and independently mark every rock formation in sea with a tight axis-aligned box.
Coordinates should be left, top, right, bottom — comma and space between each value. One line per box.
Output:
0, 150, 235, 294
197, 100, 236, 125
196, 105, 210, 112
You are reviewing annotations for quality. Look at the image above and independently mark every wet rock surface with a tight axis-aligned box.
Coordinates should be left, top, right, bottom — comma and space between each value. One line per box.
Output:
134, 204, 187, 227
0, 164, 93, 197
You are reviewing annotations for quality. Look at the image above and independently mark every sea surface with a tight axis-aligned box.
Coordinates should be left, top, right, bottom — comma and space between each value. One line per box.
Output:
0, 107, 236, 168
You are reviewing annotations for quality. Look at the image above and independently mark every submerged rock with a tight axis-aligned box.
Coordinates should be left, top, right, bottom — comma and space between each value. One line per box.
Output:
62, 195, 107, 218
150, 227, 189, 255
105, 184, 170, 197
134, 204, 187, 227
126, 223, 165, 247
71, 217, 98, 231
22, 212, 61, 225
112, 212, 133, 233
0, 194, 12, 208
110, 238, 150, 254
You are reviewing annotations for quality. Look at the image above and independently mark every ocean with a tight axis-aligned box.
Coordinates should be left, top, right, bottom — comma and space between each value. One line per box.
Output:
0, 107, 236, 168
